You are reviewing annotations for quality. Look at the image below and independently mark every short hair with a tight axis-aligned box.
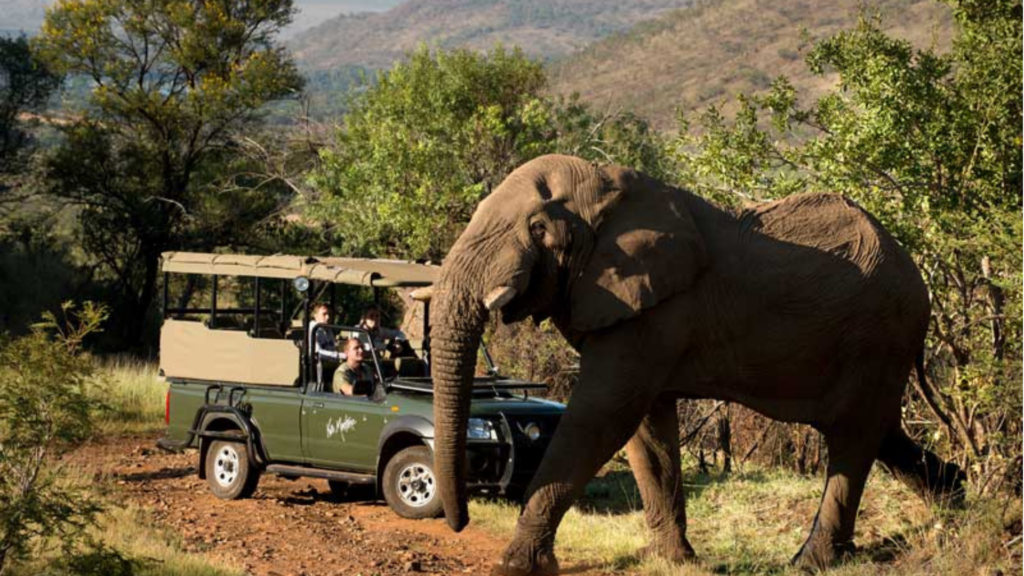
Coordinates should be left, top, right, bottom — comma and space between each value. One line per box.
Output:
344, 338, 364, 352
313, 303, 329, 314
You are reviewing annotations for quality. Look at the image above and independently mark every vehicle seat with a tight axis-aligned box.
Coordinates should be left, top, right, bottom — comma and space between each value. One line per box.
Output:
395, 357, 427, 378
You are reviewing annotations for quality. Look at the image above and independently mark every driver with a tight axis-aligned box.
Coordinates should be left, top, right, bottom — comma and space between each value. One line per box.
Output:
335, 337, 375, 396
357, 305, 408, 353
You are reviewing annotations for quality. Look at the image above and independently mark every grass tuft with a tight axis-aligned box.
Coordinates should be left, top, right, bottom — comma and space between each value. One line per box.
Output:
92, 356, 166, 434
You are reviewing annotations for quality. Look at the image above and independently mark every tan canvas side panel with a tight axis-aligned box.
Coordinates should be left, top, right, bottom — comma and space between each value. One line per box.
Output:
160, 319, 300, 386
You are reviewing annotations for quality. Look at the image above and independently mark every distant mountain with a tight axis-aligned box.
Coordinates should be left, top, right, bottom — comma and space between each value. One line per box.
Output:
548, 0, 954, 130
288, 0, 696, 71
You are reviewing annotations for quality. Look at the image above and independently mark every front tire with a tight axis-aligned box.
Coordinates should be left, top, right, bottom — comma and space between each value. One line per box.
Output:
205, 440, 260, 500
382, 446, 443, 519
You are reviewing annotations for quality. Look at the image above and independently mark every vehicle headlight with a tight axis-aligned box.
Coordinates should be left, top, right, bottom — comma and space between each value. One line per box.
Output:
522, 422, 541, 442
467, 418, 497, 441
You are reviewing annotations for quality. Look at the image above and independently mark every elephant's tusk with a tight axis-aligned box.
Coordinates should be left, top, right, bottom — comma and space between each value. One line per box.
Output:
483, 286, 517, 311
410, 286, 434, 302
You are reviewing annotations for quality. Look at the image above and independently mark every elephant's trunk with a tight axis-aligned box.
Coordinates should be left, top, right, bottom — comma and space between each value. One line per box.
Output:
430, 284, 487, 532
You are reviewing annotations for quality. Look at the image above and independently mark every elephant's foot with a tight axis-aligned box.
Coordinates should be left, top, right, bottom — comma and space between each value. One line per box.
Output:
791, 531, 855, 572
490, 540, 559, 576
638, 537, 697, 565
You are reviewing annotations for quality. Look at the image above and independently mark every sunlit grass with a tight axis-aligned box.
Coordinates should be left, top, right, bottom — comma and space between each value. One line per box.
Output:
469, 459, 1021, 576
92, 356, 166, 434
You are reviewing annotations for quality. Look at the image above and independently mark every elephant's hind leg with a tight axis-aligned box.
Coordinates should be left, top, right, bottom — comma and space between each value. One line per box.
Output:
626, 398, 696, 564
877, 426, 967, 507
792, 430, 882, 570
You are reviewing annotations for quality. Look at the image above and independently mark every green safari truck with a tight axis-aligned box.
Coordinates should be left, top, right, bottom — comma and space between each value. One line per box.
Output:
156, 252, 564, 519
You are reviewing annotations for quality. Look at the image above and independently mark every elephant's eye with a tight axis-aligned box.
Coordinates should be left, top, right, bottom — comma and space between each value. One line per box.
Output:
530, 221, 546, 241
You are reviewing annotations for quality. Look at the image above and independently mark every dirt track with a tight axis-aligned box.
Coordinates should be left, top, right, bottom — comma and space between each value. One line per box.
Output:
74, 434, 613, 576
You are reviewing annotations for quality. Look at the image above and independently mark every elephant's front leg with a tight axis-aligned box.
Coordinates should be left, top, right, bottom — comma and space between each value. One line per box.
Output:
492, 331, 667, 576
626, 398, 696, 564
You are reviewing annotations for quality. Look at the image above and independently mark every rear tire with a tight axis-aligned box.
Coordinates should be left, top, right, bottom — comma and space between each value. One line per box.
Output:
205, 440, 260, 500
382, 446, 443, 520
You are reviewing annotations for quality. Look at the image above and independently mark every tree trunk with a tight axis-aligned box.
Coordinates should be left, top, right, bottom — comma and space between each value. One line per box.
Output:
716, 405, 732, 474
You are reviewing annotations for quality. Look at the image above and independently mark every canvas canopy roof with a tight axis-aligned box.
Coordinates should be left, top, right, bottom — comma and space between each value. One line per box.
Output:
161, 252, 439, 287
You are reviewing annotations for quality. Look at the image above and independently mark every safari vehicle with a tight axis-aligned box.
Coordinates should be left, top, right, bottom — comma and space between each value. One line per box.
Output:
156, 252, 564, 519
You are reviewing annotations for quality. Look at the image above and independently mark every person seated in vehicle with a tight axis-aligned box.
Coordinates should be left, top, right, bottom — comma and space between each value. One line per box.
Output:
334, 337, 376, 396
357, 305, 409, 355
309, 303, 341, 385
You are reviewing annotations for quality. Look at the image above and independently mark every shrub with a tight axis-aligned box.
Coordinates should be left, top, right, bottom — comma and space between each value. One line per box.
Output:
0, 302, 106, 571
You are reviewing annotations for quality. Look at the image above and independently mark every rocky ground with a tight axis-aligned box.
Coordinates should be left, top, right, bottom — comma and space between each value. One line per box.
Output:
70, 434, 612, 576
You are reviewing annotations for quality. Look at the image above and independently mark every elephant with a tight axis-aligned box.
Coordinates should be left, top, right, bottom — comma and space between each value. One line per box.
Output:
427, 154, 965, 575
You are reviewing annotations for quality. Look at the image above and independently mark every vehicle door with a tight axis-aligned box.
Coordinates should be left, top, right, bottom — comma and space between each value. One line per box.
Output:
239, 386, 305, 463
301, 385, 391, 472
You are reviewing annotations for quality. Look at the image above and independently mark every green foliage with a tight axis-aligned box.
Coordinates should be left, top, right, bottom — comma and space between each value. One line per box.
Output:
308, 45, 551, 259
309, 45, 674, 260
32, 0, 305, 347
0, 35, 61, 200
674, 1, 1021, 489
0, 217, 86, 336
0, 302, 107, 571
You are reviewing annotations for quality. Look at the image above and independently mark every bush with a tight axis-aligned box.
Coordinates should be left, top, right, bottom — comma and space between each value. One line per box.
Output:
0, 302, 106, 571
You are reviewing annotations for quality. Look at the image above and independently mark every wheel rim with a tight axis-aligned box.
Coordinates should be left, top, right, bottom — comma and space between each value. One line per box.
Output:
395, 462, 436, 508
213, 444, 240, 488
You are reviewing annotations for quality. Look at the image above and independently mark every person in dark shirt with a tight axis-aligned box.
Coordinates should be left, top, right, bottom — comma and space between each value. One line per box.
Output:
309, 304, 341, 386
335, 337, 375, 396
357, 305, 407, 352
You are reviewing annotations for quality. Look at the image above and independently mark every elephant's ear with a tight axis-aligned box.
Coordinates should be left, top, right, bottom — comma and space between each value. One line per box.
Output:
569, 166, 708, 332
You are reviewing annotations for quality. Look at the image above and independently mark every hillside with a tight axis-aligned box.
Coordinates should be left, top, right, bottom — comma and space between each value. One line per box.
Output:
548, 0, 954, 130
288, 0, 696, 71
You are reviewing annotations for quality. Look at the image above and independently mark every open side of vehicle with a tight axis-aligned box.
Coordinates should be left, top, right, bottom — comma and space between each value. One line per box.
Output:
156, 252, 564, 519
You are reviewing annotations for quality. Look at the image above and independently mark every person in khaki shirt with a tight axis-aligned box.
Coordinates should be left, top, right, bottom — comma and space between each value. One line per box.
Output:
334, 338, 375, 396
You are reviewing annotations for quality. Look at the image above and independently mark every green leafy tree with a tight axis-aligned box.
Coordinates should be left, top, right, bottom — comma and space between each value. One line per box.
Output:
309, 45, 673, 261
0, 35, 61, 203
33, 0, 304, 346
674, 1, 1021, 490
308, 45, 551, 260
0, 302, 106, 572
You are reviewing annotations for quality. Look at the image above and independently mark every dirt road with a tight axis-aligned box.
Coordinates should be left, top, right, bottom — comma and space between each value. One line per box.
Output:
75, 434, 611, 576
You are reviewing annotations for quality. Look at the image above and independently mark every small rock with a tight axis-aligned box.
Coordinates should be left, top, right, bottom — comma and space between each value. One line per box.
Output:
403, 560, 421, 572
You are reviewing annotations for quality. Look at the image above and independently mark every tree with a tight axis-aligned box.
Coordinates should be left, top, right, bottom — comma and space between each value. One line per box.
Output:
674, 1, 1021, 490
308, 45, 551, 260
0, 35, 61, 204
34, 0, 304, 346
309, 45, 673, 261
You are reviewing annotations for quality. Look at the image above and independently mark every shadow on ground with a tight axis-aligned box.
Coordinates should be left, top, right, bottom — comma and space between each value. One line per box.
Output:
576, 467, 772, 515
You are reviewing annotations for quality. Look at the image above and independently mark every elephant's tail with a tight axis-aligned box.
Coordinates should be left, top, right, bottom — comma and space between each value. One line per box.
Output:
876, 352, 967, 507
877, 426, 966, 507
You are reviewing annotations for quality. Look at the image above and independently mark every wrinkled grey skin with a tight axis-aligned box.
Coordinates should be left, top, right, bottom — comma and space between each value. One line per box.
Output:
429, 155, 965, 576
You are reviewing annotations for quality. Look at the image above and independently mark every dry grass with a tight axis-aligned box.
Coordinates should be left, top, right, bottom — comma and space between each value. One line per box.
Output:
92, 356, 166, 434
470, 458, 1022, 575
9, 464, 241, 576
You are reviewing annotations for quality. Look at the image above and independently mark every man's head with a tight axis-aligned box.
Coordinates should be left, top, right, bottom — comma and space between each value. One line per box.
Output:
361, 306, 381, 329
314, 303, 330, 324
344, 338, 366, 367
